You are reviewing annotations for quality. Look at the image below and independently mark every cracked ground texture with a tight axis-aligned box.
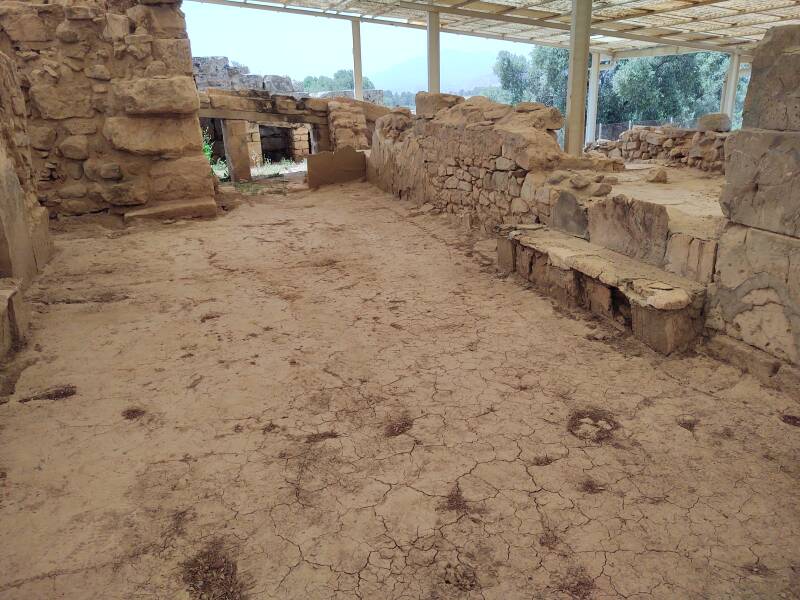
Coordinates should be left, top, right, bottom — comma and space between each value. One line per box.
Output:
1, 181, 799, 600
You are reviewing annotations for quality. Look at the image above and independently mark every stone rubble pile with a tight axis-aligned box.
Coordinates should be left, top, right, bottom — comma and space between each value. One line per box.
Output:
586, 119, 729, 173
0, 0, 216, 219
193, 56, 297, 95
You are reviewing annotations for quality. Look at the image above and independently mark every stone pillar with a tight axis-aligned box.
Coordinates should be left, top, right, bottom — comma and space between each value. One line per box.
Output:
291, 126, 311, 160
221, 119, 252, 182
246, 122, 263, 167
565, 0, 592, 155
707, 25, 800, 369
427, 12, 440, 94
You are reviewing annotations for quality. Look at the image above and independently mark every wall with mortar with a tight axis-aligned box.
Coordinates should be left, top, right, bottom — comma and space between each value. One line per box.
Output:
0, 0, 215, 218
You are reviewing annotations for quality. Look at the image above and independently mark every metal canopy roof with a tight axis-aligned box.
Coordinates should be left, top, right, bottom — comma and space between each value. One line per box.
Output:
191, 0, 800, 59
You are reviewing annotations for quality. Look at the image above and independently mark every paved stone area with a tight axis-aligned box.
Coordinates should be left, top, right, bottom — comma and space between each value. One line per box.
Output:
0, 182, 798, 599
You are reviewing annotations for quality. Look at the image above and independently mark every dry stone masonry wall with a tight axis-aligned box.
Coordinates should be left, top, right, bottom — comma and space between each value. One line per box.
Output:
0, 0, 216, 219
587, 116, 730, 173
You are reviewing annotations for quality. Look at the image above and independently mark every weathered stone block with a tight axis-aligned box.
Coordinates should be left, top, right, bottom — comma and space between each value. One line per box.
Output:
707, 224, 800, 364
743, 25, 800, 131
587, 195, 669, 266
113, 76, 199, 115
30, 84, 94, 119
497, 236, 515, 274
415, 92, 464, 119
697, 113, 731, 132
719, 129, 800, 238
150, 155, 215, 202
551, 191, 588, 239
59, 135, 89, 160
103, 116, 202, 156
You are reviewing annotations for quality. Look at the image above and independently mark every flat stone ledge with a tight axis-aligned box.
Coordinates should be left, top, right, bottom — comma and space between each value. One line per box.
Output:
497, 225, 706, 354
122, 197, 218, 223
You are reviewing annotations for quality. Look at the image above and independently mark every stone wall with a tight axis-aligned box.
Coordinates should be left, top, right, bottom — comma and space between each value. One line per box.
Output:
0, 0, 216, 219
706, 25, 800, 368
369, 93, 621, 232
193, 56, 298, 95
586, 119, 729, 173
0, 47, 53, 354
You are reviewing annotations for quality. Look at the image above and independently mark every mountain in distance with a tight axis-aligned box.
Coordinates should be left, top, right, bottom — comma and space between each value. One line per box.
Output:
369, 49, 499, 93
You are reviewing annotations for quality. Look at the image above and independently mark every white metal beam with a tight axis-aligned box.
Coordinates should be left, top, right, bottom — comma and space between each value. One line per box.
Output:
613, 45, 753, 62
427, 11, 440, 93
351, 20, 363, 100
565, 0, 591, 155
721, 52, 741, 117
585, 52, 600, 145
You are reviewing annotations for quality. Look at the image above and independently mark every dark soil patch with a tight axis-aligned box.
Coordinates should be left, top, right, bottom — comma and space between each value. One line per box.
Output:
0, 358, 36, 405
579, 478, 606, 494
557, 565, 595, 600
385, 415, 413, 437
200, 312, 222, 323
20, 384, 77, 404
181, 539, 249, 600
539, 528, 559, 549
122, 407, 146, 420
305, 431, 339, 443
443, 562, 480, 592
438, 485, 471, 513
567, 408, 620, 443
677, 415, 699, 432
780, 414, 800, 427
262, 422, 278, 434
530, 455, 555, 466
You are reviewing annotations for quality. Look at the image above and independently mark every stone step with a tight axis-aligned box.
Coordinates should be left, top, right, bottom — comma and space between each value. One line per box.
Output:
122, 197, 218, 223
497, 225, 707, 354
547, 187, 724, 284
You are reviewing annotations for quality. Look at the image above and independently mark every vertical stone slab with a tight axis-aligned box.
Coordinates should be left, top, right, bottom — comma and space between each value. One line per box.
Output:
743, 25, 800, 132
221, 119, 252, 183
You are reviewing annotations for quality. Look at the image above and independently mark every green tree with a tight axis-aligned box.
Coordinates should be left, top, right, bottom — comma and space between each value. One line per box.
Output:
493, 51, 529, 103
527, 47, 569, 113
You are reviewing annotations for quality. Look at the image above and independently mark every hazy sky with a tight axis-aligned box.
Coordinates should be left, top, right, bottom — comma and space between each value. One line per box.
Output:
183, 1, 536, 84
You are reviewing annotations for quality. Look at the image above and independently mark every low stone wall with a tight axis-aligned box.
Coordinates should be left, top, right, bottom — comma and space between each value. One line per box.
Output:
369, 93, 621, 232
587, 124, 728, 173
193, 56, 297, 94
0, 0, 215, 218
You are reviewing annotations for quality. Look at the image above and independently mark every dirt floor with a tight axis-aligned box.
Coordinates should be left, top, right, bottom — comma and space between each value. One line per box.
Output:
1, 180, 799, 599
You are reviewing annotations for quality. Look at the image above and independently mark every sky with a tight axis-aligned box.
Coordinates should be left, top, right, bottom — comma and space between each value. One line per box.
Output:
183, 1, 537, 92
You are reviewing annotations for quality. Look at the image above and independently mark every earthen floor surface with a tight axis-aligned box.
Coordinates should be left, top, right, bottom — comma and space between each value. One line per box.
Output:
1, 181, 798, 599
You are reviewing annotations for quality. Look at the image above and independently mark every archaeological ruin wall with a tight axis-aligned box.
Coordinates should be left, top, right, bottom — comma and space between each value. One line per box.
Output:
0, 0, 216, 220
705, 25, 800, 371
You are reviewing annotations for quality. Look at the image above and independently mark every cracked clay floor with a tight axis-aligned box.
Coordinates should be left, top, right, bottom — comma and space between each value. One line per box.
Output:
1, 181, 799, 600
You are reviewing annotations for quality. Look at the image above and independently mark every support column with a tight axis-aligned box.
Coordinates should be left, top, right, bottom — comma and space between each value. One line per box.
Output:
585, 52, 601, 145
721, 52, 741, 117
221, 119, 252, 183
564, 0, 592, 155
351, 20, 363, 101
427, 11, 440, 93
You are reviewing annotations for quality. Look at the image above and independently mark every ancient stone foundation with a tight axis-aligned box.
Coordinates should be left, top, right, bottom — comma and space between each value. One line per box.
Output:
587, 118, 730, 173
0, 0, 216, 220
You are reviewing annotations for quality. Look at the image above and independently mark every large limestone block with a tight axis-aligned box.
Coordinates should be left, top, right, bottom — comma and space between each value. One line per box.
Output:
743, 25, 800, 131
415, 92, 464, 119
0, 9, 48, 42
697, 112, 731, 132
149, 156, 214, 203
0, 143, 39, 286
719, 129, 800, 238
30, 84, 94, 119
113, 76, 199, 115
587, 195, 669, 266
103, 116, 203, 156
551, 191, 588, 239
707, 224, 800, 364
221, 119, 252, 183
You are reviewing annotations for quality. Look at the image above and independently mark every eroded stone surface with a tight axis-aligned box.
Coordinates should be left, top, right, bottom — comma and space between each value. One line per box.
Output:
743, 25, 800, 132
719, 129, 800, 238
